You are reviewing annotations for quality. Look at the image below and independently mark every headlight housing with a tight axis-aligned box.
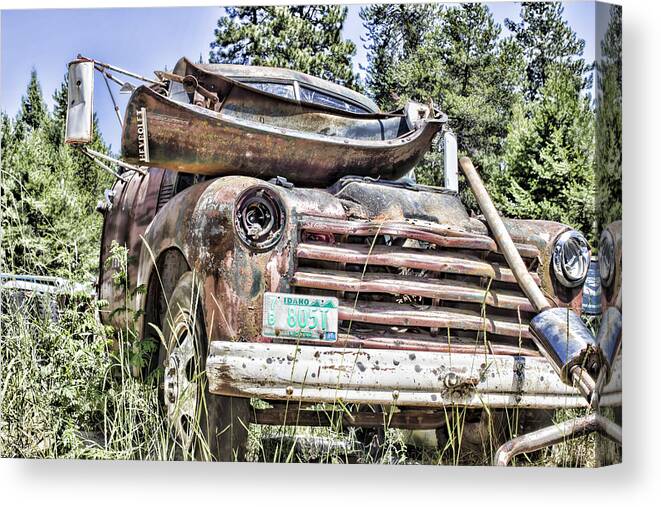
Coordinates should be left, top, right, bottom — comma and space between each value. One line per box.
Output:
234, 186, 286, 251
552, 230, 591, 288
599, 228, 616, 288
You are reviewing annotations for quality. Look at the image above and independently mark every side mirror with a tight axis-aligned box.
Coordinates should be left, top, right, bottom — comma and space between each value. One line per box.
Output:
65, 59, 94, 144
443, 131, 458, 192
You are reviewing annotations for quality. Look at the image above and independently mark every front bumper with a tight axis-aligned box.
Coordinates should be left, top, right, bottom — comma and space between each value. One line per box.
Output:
207, 341, 622, 409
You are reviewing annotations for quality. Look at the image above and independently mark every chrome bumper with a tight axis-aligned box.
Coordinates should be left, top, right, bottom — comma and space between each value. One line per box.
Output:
207, 341, 622, 410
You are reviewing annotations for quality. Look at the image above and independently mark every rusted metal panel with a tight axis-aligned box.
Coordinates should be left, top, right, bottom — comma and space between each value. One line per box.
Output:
298, 216, 540, 258
173, 57, 380, 114
331, 332, 540, 356
333, 180, 481, 231
134, 176, 296, 346
338, 300, 532, 339
98, 168, 165, 328
296, 242, 541, 285
292, 268, 535, 312
251, 407, 449, 430
121, 85, 443, 187
207, 342, 593, 409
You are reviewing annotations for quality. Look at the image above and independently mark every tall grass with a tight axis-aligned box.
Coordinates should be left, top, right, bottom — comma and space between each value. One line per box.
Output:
0, 289, 172, 459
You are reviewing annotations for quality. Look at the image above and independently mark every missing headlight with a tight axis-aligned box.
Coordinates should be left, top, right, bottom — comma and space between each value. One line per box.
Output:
234, 186, 286, 251
552, 230, 591, 288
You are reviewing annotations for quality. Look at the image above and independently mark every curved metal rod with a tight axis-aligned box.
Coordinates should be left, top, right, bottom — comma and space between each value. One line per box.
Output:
494, 412, 622, 466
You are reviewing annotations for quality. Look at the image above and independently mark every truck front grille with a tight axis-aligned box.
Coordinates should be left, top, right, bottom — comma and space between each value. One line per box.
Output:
291, 216, 545, 357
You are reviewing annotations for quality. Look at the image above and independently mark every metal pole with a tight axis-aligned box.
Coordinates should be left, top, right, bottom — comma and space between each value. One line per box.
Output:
99, 68, 123, 128
80, 147, 128, 181
78, 54, 161, 86
94, 65, 126, 88
458, 157, 550, 312
84, 147, 147, 175
458, 157, 597, 399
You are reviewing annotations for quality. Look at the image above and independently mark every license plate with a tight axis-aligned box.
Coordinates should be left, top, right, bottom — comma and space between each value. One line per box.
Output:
262, 292, 338, 342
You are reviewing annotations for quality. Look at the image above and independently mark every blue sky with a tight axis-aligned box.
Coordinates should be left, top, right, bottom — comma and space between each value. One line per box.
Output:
1, 2, 595, 151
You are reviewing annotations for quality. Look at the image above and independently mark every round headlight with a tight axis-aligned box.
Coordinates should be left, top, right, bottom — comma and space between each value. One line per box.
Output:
552, 230, 591, 288
599, 228, 616, 287
234, 186, 286, 251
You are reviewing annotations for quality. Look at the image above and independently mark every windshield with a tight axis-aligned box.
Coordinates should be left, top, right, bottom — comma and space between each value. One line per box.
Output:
170, 78, 370, 114
244, 80, 369, 114
245, 81, 296, 100
299, 85, 366, 114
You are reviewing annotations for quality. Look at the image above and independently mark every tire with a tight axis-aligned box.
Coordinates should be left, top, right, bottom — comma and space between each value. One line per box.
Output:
160, 271, 250, 461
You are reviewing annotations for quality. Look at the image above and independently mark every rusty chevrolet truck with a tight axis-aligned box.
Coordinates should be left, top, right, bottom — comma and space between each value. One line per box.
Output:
64, 56, 622, 462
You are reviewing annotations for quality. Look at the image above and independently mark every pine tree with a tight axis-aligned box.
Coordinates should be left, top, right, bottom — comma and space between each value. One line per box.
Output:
491, 64, 595, 239
209, 6, 359, 89
360, 3, 440, 109
594, 5, 622, 231
505, 2, 592, 99
15, 69, 48, 138
48, 74, 69, 146
426, 4, 523, 163
361, 4, 523, 193
1, 70, 112, 279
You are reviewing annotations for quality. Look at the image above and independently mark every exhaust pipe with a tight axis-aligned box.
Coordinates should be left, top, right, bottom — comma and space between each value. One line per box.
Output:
458, 157, 600, 399
494, 412, 622, 466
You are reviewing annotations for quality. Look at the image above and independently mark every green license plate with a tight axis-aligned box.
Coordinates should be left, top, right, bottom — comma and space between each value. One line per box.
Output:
262, 292, 338, 342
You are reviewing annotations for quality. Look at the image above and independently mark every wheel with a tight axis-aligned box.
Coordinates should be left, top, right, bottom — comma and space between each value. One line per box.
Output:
160, 271, 250, 461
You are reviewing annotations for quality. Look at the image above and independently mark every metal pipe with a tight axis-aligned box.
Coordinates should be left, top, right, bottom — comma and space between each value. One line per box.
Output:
444, 131, 458, 192
458, 157, 550, 312
494, 412, 622, 466
83, 147, 147, 176
99, 67, 123, 128
94, 64, 126, 88
570, 365, 596, 400
80, 147, 128, 182
458, 157, 598, 398
78, 54, 161, 86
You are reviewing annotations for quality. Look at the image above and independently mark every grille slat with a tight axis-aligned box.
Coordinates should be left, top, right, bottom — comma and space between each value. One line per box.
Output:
337, 300, 532, 339
298, 216, 540, 258
296, 242, 540, 285
292, 267, 535, 312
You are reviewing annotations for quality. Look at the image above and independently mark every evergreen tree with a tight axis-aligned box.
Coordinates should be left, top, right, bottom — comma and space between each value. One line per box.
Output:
594, 5, 622, 231
1, 71, 112, 279
360, 3, 440, 109
425, 4, 523, 164
361, 4, 523, 194
48, 75, 69, 146
209, 6, 359, 89
15, 69, 48, 138
505, 2, 592, 99
491, 64, 595, 239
